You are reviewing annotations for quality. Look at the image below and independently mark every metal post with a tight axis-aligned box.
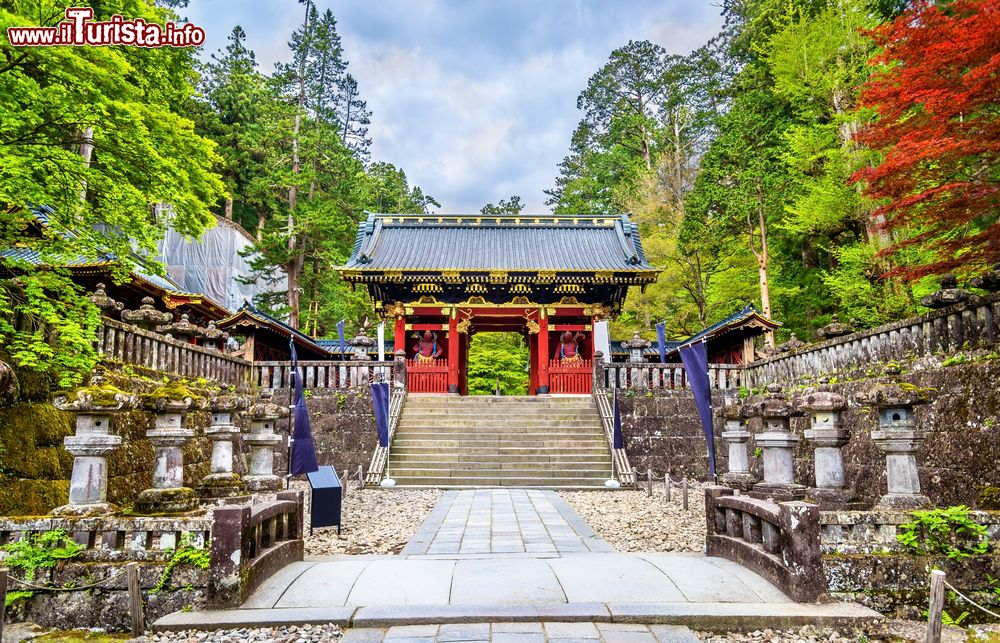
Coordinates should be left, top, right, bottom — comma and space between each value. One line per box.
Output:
341, 468, 348, 498
926, 569, 946, 643
665, 475, 671, 503
682, 478, 689, 511
646, 469, 653, 497
357, 464, 365, 490
127, 562, 144, 637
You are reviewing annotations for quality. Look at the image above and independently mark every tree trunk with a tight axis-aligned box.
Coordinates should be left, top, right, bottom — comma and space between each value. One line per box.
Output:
256, 210, 265, 242
224, 198, 233, 220
78, 126, 94, 204
286, 0, 312, 330
755, 178, 775, 347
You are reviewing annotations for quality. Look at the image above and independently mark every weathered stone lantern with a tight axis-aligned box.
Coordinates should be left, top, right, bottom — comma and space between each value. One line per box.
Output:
156, 313, 205, 344
198, 394, 249, 499
920, 275, 970, 309
970, 262, 1000, 292
817, 315, 852, 340
245, 390, 287, 492
350, 330, 375, 361
778, 333, 804, 353
862, 371, 931, 509
799, 378, 853, 509
750, 384, 806, 500
52, 373, 135, 515
625, 330, 650, 364
201, 321, 229, 352
121, 296, 172, 332
135, 386, 202, 513
719, 399, 755, 491
89, 283, 123, 319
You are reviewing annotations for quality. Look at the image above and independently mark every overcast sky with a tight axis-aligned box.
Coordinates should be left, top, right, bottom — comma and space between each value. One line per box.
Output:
180, 1, 725, 213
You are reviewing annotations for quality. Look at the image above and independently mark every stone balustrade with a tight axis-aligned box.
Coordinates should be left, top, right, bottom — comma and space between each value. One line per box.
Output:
253, 359, 393, 390
819, 510, 1000, 555
598, 361, 744, 391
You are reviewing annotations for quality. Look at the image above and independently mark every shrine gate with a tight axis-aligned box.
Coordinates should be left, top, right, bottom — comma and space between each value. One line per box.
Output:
340, 213, 659, 394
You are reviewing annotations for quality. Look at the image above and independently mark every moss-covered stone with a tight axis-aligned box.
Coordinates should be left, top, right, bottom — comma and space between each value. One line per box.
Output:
0, 478, 69, 515
0, 404, 74, 478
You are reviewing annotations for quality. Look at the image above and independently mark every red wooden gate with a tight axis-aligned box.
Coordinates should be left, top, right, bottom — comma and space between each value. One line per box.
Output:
548, 359, 592, 394
407, 358, 449, 393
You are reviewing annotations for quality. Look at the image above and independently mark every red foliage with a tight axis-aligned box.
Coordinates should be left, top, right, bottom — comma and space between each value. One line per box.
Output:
851, 0, 1000, 279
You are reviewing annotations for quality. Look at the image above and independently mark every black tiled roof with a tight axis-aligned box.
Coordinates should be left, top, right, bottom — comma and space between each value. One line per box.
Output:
343, 213, 653, 272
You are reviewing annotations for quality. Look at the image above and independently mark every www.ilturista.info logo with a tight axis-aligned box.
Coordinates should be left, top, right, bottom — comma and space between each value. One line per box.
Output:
7, 7, 205, 47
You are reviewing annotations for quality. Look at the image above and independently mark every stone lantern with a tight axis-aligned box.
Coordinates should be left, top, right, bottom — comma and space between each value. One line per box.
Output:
778, 333, 804, 353
350, 329, 375, 361
750, 384, 805, 501
862, 372, 931, 509
202, 321, 229, 352
51, 373, 135, 515
920, 275, 970, 309
624, 330, 650, 364
719, 399, 755, 491
89, 283, 123, 319
245, 390, 287, 492
156, 313, 205, 344
817, 315, 853, 340
799, 378, 853, 508
121, 296, 172, 332
198, 394, 249, 499
135, 387, 202, 513
970, 262, 1000, 292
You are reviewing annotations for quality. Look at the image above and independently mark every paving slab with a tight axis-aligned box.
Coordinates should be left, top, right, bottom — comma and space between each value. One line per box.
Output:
153, 606, 356, 631
452, 558, 566, 605
438, 623, 492, 641
635, 554, 786, 604
274, 559, 371, 608
348, 558, 456, 606
545, 554, 686, 604
543, 622, 599, 639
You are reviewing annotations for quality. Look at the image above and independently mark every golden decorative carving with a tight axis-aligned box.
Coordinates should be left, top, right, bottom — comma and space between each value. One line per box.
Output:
417, 295, 438, 304
385, 302, 406, 318
554, 284, 584, 294
525, 319, 540, 334
465, 283, 487, 294
465, 296, 487, 305
510, 296, 531, 305
558, 296, 582, 305
415, 282, 442, 293
537, 271, 556, 282
456, 317, 472, 334
511, 283, 532, 294
385, 270, 403, 280
489, 270, 508, 283
594, 271, 613, 281
584, 303, 613, 320
442, 270, 461, 282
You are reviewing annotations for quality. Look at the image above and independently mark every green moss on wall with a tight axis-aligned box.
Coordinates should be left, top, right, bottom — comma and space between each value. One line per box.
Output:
0, 404, 74, 478
0, 478, 69, 516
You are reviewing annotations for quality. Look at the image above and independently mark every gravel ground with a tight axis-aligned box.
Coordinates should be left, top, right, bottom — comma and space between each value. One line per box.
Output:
560, 481, 706, 553
295, 482, 443, 556
132, 623, 342, 642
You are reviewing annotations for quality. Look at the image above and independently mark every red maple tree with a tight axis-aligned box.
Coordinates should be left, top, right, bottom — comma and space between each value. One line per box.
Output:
851, 0, 1000, 279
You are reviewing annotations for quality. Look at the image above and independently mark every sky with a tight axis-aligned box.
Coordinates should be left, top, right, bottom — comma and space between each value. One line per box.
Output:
180, 1, 725, 214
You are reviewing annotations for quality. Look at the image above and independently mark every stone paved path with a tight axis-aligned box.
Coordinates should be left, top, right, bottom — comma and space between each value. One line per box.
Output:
154, 489, 881, 632
400, 489, 612, 556
340, 622, 701, 643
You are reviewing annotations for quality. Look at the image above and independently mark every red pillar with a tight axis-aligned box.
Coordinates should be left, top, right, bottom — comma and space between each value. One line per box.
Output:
537, 313, 550, 394
447, 314, 459, 394
394, 316, 406, 358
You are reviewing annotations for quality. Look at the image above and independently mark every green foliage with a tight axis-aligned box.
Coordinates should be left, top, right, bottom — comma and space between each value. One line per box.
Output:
150, 535, 210, 594
942, 354, 970, 367
897, 506, 990, 560
466, 333, 528, 396
0, 528, 85, 603
480, 196, 524, 216
5, 590, 33, 608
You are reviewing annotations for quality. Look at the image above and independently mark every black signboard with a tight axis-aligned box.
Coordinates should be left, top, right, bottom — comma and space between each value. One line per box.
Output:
306, 465, 342, 535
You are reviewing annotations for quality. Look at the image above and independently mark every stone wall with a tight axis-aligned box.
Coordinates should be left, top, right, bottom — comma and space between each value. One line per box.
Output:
270, 386, 378, 480
619, 356, 1000, 509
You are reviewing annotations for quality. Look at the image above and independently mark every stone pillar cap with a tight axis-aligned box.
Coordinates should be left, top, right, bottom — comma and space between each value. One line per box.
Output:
250, 390, 289, 420
797, 380, 847, 413
748, 384, 797, 419
208, 393, 250, 413
624, 330, 651, 349
53, 373, 137, 413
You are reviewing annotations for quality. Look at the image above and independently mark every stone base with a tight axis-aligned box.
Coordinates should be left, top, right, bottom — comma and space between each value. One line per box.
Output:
806, 487, 857, 510
749, 482, 807, 502
50, 502, 118, 517
134, 487, 199, 514
197, 473, 248, 499
245, 475, 281, 493
720, 472, 757, 492
875, 493, 931, 510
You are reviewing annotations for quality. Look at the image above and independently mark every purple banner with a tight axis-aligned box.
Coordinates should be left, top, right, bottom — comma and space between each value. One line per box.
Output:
289, 339, 319, 475
679, 341, 717, 477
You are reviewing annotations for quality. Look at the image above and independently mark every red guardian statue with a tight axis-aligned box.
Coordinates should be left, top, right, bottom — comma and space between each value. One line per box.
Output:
413, 330, 443, 362
557, 331, 586, 363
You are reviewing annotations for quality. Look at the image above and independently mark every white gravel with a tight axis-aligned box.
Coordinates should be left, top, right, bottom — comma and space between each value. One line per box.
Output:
560, 482, 706, 553
296, 482, 443, 556
134, 623, 341, 642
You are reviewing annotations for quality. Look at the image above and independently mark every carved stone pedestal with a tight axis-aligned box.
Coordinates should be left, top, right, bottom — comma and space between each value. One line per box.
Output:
198, 395, 249, 499
245, 391, 287, 492
135, 396, 199, 514
800, 381, 855, 509
719, 403, 756, 491
750, 385, 805, 501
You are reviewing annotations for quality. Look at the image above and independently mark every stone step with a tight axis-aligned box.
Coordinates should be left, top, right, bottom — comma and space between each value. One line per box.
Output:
397, 420, 601, 429
390, 446, 610, 456
390, 435, 607, 451
404, 398, 593, 409
394, 430, 605, 439
388, 467, 612, 479
387, 459, 612, 471
387, 452, 610, 463
390, 474, 611, 486
398, 413, 600, 423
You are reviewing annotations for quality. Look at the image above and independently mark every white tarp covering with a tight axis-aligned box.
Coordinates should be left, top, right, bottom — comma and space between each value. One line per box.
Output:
593, 319, 611, 360
157, 217, 286, 312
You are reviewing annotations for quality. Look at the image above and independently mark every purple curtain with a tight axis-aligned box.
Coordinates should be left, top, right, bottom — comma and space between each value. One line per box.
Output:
289, 340, 319, 475
612, 388, 623, 449
679, 341, 717, 477
656, 322, 667, 363
371, 381, 390, 448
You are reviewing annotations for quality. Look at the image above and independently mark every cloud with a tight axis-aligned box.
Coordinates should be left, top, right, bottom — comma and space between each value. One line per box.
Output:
181, 1, 724, 213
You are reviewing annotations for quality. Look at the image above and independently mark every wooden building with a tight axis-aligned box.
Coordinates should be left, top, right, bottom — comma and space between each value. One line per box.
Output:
341, 213, 659, 394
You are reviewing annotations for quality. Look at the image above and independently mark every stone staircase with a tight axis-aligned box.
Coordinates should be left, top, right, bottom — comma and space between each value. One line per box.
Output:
387, 395, 612, 488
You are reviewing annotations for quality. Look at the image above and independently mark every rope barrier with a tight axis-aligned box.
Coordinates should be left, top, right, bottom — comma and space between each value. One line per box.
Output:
7, 567, 127, 592
943, 579, 1000, 620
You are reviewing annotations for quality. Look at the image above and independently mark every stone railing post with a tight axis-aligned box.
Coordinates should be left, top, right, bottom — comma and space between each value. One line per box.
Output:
624, 331, 650, 388
799, 378, 853, 509
392, 349, 407, 390
198, 394, 249, 499
51, 374, 135, 515
777, 500, 823, 602
208, 504, 251, 608
863, 371, 931, 509
749, 384, 805, 501
245, 390, 287, 492
350, 330, 375, 386
720, 401, 755, 490
592, 351, 605, 391
136, 389, 201, 513
704, 485, 734, 538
